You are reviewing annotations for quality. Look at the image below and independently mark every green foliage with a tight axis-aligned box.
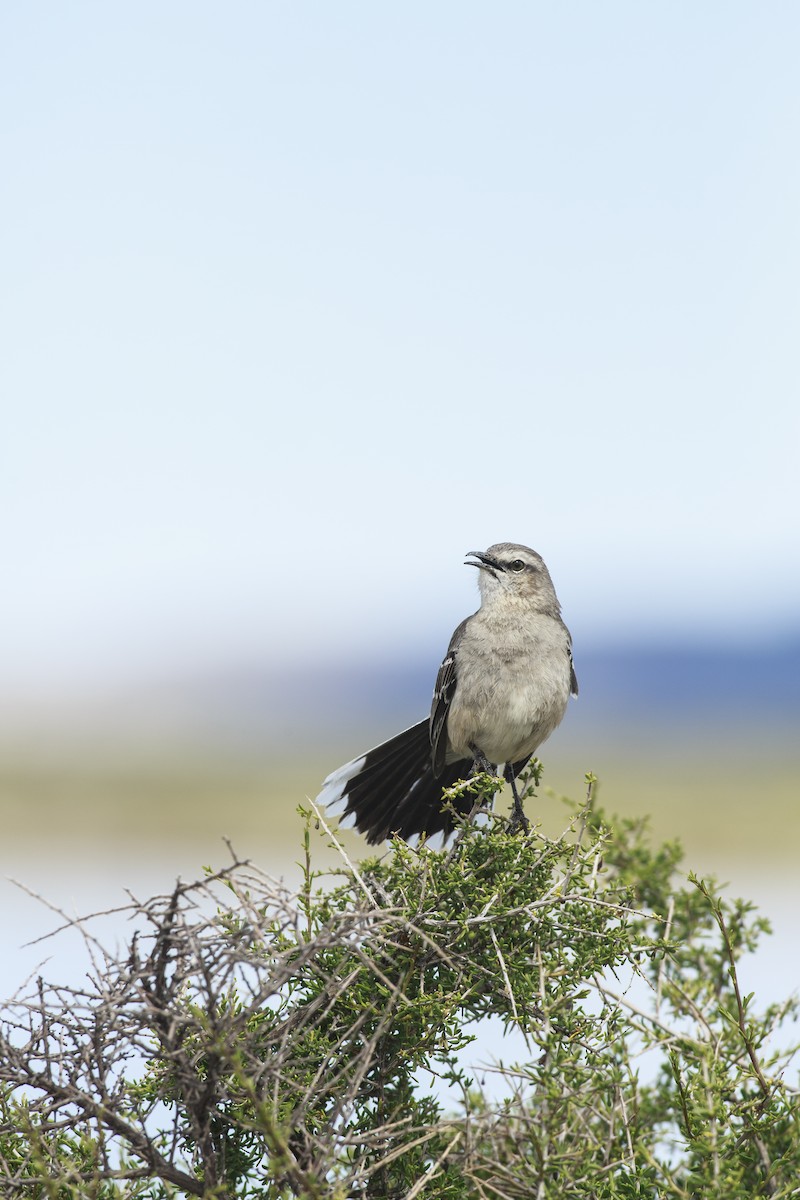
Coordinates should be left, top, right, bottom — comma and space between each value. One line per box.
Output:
1, 769, 798, 1197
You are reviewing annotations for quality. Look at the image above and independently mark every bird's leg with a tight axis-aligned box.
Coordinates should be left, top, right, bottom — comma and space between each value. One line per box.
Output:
468, 743, 497, 777
505, 765, 530, 835
463, 743, 500, 821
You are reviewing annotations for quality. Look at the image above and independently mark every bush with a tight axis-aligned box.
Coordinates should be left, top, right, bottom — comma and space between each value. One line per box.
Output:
1, 769, 798, 1198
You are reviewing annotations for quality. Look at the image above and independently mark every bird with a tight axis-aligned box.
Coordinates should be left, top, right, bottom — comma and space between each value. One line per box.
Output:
317, 543, 578, 844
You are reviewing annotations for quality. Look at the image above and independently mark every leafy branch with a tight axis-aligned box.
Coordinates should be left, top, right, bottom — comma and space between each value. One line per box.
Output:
0, 783, 797, 1198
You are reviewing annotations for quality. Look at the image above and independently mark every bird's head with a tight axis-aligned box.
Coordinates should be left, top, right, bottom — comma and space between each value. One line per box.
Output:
465, 543, 561, 613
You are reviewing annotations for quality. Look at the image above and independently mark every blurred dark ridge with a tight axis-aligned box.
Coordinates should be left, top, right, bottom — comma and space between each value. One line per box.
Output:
3, 636, 795, 758
205, 637, 800, 752
584, 640, 799, 712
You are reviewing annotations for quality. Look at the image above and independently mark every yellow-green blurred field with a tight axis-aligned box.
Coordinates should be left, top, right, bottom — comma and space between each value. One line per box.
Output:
2, 747, 797, 878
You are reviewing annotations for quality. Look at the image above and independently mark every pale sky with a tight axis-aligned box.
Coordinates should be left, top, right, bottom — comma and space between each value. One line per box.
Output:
2, 3, 799, 694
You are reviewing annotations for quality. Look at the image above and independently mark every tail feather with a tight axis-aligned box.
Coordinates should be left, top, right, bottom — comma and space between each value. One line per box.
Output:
317, 720, 476, 844
386, 759, 477, 842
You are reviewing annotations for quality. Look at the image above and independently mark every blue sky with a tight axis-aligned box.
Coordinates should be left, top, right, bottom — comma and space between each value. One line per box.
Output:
2, 3, 799, 695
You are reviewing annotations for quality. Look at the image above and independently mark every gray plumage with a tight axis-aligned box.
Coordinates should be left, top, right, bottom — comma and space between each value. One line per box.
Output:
317, 543, 577, 843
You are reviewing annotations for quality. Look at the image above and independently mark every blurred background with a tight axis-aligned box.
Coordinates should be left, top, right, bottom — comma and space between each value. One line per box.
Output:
2, 4, 798, 1016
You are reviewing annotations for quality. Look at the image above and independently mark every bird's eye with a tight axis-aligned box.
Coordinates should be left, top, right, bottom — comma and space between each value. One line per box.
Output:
509, 559, 526, 573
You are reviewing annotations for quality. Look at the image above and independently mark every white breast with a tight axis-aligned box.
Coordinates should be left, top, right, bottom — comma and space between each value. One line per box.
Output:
445, 612, 572, 765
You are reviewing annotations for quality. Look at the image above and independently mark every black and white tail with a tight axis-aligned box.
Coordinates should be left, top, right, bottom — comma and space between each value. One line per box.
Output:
317, 720, 475, 844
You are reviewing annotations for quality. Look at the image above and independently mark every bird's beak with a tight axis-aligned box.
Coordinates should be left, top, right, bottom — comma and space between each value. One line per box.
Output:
464, 550, 504, 575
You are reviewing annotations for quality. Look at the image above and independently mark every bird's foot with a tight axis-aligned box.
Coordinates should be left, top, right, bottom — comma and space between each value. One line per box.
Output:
505, 768, 531, 836
506, 797, 530, 836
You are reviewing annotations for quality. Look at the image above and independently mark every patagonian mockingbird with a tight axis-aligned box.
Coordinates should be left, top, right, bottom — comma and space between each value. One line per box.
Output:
317, 542, 578, 844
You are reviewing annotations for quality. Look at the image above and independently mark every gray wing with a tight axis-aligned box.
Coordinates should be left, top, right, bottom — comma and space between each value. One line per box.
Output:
567, 629, 579, 697
429, 618, 468, 778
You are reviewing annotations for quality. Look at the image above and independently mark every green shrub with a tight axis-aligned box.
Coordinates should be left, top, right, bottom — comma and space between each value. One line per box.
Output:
1, 770, 797, 1197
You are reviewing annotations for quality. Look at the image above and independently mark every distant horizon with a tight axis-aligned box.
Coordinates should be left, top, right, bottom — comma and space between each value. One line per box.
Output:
1, 634, 797, 759
2, 617, 799, 704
